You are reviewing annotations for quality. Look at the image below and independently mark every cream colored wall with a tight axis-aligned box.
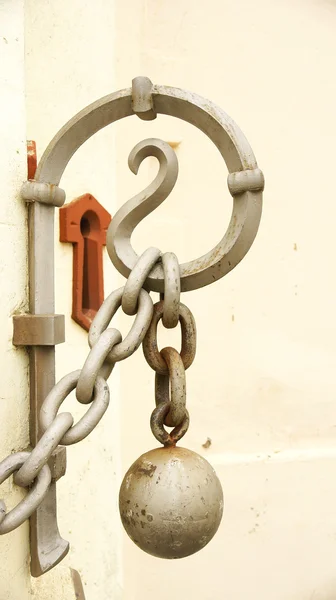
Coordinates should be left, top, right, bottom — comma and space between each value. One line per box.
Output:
0, 4, 85, 600
25, 1, 122, 599
114, 1, 336, 599
3, 0, 336, 599
0, 1, 30, 598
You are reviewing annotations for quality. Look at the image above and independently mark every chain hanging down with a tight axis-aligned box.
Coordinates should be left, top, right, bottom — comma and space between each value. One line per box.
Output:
119, 247, 223, 559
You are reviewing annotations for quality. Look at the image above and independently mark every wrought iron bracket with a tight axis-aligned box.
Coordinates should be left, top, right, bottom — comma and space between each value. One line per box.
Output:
13, 312, 68, 576
13, 308, 69, 576
13, 143, 69, 575
9, 76, 263, 580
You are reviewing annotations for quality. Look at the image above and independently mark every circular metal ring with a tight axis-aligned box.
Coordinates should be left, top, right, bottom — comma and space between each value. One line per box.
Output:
155, 347, 186, 427
40, 371, 110, 445
0, 452, 51, 535
143, 301, 196, 374
162, 252, 180, 329
76, 328, 121, 404
150, 402, 189, 446
14, 413, 74, 488
36, 82, 263, 293
122, 247, 161, 316
89, 287, 153, 365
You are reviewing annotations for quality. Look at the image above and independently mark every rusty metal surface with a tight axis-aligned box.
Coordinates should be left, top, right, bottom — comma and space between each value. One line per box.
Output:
155, 347, 186, 427
119, 446, 223, 559
13, 314, 65, 346
27, 140, 37, 180
150, 402, 189, 446
143, 301, 197, 374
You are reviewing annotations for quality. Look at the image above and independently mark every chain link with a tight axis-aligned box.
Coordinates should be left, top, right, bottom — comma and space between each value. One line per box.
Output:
5, 78, 263, 539
88, 287, 153, 365
0, 248, 197, 531
155, 347, 186, 427
40, 371, 110, 445
76, 329, 121, 404
0, 78, 255, 538
0, 78, 264, 547
0, 452, 51, 535
0, 248, 163, 532
143, 262, 197, 441
161, 252, 180, 329
122, 247, 161, 316
0, 209, 197, 535
142, 301, 197, 374
150, 402, 190, 446
14, 413, 74, 487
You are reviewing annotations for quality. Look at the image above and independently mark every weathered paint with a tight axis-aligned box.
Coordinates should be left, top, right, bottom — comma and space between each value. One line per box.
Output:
27, 140, 37, 180
0, 1, 30, 598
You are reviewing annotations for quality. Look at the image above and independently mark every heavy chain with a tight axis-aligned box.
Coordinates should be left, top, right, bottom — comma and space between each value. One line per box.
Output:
142, 253, 197, 445
0, 246, 196, 534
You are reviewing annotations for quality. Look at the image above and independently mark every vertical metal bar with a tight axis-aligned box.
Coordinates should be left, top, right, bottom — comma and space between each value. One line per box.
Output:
28, 201, 69, 577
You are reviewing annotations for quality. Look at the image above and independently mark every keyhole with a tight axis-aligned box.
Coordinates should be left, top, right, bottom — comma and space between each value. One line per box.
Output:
80, 211, 101, 315
59, 193, 111, 331
80, 217, 91, 237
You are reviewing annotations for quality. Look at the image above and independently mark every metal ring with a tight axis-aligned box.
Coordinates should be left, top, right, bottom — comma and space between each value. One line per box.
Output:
143, 301, 196, 374
35, 82, 263, 293
89, 287, 153, 364
150, 402, 189, 446
0, 452, 51, 535
162, 252, 180, 329
40, 371, 110, 445
155, 347, 186, 427
76, 329, 121, 404
122, 247, 161, 316
14, 413, 74, 488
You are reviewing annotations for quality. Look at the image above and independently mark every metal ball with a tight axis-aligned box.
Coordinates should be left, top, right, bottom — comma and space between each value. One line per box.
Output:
119, 446, 223, 559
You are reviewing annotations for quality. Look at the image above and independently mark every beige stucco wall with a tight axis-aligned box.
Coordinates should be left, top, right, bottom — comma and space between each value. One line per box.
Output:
24, 1, 122, 599
0, 5, 85, 600
0, 2, 30, 598
114, 1, 336, 599
1, 1, 123, 599
2, 0, 336, 599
